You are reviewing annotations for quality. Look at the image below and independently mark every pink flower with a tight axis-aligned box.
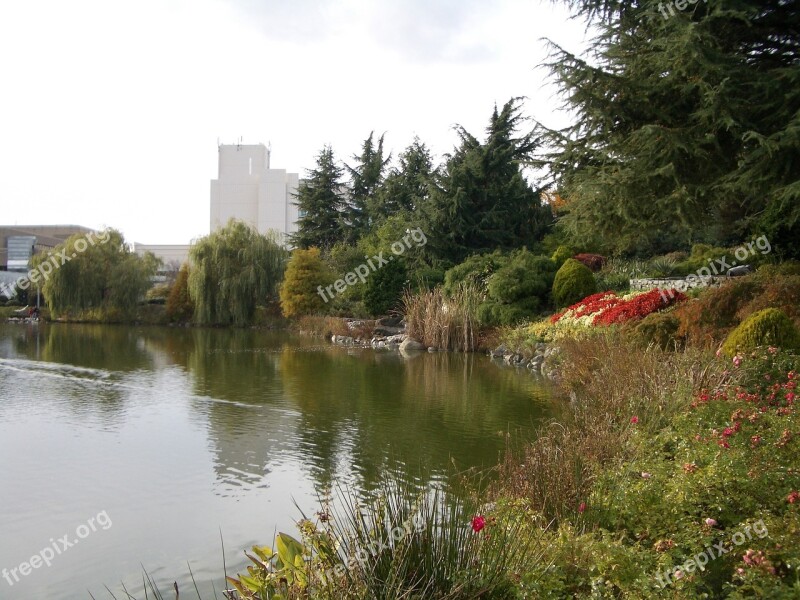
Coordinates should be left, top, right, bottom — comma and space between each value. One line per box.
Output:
733, 355, 743, 367
630, 416, 639, 424
674, 569, 684, 580
641, 472, 652, 479
704, 518, 717, 527
471, 515, 486, 533
578, 502, 586, 514
787, 491, 800, 504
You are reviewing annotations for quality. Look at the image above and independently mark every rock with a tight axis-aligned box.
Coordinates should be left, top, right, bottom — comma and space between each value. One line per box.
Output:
377, 316, 404, 328
374, 325, 404, 336
491, 345, 506, 358
428, 347, 436, 352
400, 338, 426, 353
727, 265, 752, 277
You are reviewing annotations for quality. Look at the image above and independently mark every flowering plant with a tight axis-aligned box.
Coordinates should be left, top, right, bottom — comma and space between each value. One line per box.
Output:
551, 288, 687, 328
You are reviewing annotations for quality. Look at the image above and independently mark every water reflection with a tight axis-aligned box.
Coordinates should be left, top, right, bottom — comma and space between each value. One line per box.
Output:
0, 322, 554, 600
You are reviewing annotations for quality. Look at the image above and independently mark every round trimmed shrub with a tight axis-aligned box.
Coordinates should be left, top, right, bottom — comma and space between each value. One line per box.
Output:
721, 308, 800, 356
551, 245, 575, 267
633, 312, 683, 351
553, 259, 597, 308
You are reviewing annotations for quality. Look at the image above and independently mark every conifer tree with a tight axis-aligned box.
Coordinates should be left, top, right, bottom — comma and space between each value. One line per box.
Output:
291, 145, 346, 251
541, 0, 800, 256
424, 99, 553, 266
375, 137, 434, 222
345, 132, 390, 241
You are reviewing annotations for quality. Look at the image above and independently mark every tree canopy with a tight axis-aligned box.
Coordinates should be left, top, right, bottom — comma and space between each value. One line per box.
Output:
539, 0, 800, 257
424, 98, 553, 266
189, 220, 287, 326
30, 229, 158, 318
290, 146, 347, 251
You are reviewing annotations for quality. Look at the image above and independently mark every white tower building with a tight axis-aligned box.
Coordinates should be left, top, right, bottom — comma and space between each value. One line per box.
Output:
210, 143, 300, 240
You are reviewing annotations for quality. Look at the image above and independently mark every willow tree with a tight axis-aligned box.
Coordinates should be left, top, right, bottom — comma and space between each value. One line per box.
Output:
29, 228, 158, 318
188, 220, 287, 326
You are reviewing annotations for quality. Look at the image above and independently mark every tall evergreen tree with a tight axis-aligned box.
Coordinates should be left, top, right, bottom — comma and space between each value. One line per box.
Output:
540, 0, 800, 257
291, 145, 346, 250
424, 99, 553, 266
345, 132, 390, 242
374, 137, 435, 222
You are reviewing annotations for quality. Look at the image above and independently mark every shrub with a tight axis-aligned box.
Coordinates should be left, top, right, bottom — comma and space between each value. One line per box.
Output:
632, 311, 683, 351
674, 272, 800, 348
487, 252, 556, 306
721, 308, 800, 356
551, 245, 575, 267
444, 250, 557, 326
573, 253, 606, 272
553, 259, 597, 308
362, 258, 407, 316
280, 248, 333, 318
165, 264, 194, 322
442, 251, 507, 297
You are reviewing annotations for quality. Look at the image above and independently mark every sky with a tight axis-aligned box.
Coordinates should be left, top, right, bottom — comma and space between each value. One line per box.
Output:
0, 0, 590, 244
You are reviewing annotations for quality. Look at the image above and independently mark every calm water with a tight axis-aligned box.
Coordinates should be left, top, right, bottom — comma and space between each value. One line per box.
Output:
0, 322, 552, 599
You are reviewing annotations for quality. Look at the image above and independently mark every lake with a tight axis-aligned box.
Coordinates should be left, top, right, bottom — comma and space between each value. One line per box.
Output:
0, 322, 553, 599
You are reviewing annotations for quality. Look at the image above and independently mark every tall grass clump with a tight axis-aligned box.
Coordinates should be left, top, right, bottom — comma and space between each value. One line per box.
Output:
403, 284, 482, 351
220, 476, 549, 600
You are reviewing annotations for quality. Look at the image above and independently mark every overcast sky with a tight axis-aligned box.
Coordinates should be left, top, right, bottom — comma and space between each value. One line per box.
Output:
0, 0, 590, 244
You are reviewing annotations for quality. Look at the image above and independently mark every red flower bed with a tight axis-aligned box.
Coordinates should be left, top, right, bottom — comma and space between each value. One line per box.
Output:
551, 289, 687, 326
593, 288, 687, 326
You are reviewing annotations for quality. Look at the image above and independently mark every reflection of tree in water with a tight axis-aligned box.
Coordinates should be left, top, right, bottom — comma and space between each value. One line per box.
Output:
0, 323, 158, 423
175, 328, 300, 494
279, 347, 554, 494
42, 323, 154, 372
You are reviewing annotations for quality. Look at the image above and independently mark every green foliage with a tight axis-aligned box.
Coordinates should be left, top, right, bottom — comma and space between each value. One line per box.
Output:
481, 251, 558, 325
424, 99, 553, 265
226, 534, 315, 599
165, 264, 194, 323
291, 145, 347, 251
632, 311, 683, 351
442, 250, 508, 297
444, 250, 557, 326
362, 257, 407, 316
280, 247, 332, 318
30, 229, 158, 319
721, 308, 800, 356
542, 0, 800, 256
552, 258, 597, 308
345, 132, 390, 242
189, 220, 287, 326
373, 137, 434, 223
550, 245, 574, 267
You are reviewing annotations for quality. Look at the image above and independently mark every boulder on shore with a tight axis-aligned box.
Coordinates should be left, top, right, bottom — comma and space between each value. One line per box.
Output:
399, 338, 426, 354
